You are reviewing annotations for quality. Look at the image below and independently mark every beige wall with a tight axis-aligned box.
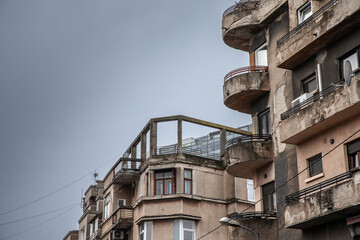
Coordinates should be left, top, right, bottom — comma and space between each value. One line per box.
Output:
296, 114, 360, 190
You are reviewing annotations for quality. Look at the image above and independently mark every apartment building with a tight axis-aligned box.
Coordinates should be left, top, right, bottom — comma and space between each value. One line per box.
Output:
77, 180, 104, 240
221, 0, 360, 239
63, 230, 78, 240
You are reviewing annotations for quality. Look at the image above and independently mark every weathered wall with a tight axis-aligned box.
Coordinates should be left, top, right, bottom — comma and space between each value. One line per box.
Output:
303, 219, 352, 240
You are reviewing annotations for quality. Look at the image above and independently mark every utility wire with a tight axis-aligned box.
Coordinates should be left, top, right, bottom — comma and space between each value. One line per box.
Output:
0, 205, 77, 240
197, 128, 360, 239
0, 153, 120, 216
0, 203, 79, 226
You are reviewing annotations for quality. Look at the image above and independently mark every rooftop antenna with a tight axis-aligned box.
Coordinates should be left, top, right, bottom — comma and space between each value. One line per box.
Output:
93, 171, 98, 185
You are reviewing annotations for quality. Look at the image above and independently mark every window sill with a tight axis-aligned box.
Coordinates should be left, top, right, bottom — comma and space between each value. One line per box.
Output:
305, 172, 324, 183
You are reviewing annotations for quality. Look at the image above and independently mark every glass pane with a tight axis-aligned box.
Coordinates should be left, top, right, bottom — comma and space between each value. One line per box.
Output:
255, 45, 267, 66
184, 170, 191, 179
165, 179, 172, 194
155, 172, 163, 179
183, 220, 194, 230
164, 171, 172, 178
185, 181, 191, 194
173, 220, 180, 240
301, 5, 312, 22
146, 222, 153, 240
156, 181, 163, 195
184, 230, 194, 240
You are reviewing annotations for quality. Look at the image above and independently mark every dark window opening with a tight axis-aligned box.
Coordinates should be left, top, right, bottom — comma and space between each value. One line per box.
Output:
348, 139, 360, 170
258, 109, 271, 135
308, 153, 323, 177
302, 74, 317, 93
262, 181, 276, 211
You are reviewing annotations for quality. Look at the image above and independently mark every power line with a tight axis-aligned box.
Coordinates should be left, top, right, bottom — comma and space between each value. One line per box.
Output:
0, 153, 120, 216
0, 203, 79, 226
197, 128, 360, 239
0, 205, 77, 240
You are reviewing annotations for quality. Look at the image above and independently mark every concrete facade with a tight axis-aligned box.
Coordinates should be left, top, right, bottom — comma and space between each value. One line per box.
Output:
221, 0, 360, 239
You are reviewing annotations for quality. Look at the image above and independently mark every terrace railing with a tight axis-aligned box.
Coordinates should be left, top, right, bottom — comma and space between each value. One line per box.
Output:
280, 82, 343, 121
277, 0, 339, 47
225, 134, 271, 149
285, 171, 352, 203
114, 159, 142, 180
155, 144, 221, 161
232, 211, 277, 219
224, 66, 268, 82
223, 0, 261, 17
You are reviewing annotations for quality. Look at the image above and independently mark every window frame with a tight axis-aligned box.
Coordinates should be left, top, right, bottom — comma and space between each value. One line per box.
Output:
262, 181, 276, 212
255, 42, 268, 66
258, 108, 271, 135
184, 169, 192, 194
173, 219, 196, 240
339, 48, 360, 81
104, 193, 110, 219
139, 221, 153, 240
347, 138, 360, 170
307, 153, 323, 177
154, 169, 176, 195
298, 1, 312, 24
302, 73, 317, 94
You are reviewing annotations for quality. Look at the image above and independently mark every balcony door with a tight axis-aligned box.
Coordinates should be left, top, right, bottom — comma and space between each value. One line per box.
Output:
262, 181, 276, 211
255, 43, 268, 66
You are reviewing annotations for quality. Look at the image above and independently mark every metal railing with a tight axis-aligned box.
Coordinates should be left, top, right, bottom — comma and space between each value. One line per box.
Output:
232, 211, 277, 219
155, 145, 221, 160
280, 82, 343, 121
285, 171, 353, 203
90, 229, 101, 240
223, 0, 261, 17
224, 66, 268, 82
114, 159, 142, 180
277, 0, 339, 47
225, 134, 271, 148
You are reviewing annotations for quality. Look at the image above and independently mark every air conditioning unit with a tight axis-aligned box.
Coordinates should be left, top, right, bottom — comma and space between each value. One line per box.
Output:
112, 230, 124, 240
291, 92, 313, 108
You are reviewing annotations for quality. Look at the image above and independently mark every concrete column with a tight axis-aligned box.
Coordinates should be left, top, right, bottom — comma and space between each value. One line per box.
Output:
150, 121, 157, 157
177, 119, 182, 155
220, 129, 226, 158
131, 145, 137, 169
141, 132, 147, 160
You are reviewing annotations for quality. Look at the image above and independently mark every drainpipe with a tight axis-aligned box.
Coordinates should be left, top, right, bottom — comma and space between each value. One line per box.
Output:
317, 63, 323, 92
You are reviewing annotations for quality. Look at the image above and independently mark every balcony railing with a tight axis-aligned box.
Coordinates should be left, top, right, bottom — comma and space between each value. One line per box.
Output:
155, 145, 221, 161
223, 0, 261, 17
112, 207, 134, 225
277, 0, 339, 47
225, 134, 271, 148
224, 66, 268, 82
280, 82, 343, 121
90, 229, 101, 240
232, 211, 277, 219
285, 171, 353, 203
114, 159, 142, 180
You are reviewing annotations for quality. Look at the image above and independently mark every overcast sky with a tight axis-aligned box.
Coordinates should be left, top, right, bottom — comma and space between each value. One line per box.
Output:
0, 1, 249, 239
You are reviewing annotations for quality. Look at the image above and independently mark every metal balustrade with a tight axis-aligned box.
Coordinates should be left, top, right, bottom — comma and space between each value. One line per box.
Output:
280, 82, 343, 121
285, 171, 353, 203
223, 0, 261, 17
224, 66, 268, 82
277, 0, 339, 47
232, 211, 277, 219
225, 134, 271, 149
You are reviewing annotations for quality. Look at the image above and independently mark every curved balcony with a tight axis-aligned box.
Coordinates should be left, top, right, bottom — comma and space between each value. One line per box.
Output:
222, 0, 262, 51
225, 135, 273, 179
223, 66, 269, 114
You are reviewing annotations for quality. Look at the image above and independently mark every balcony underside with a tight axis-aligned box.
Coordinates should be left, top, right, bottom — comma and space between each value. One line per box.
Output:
226, 140, 273, 179
277, 0, 360, 69
223, 71, 269, 114
285, 171, 360, 229
279, 81, 360, 144
113, 171, 139, 185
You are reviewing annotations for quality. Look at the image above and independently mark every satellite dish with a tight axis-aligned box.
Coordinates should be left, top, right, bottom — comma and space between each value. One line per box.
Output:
344, 60, 354, 86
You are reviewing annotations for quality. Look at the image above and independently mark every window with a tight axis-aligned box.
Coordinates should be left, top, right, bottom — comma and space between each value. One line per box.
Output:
104, 194, 110, 219
139, 221, 153, 240
340, 50, 359, 81
155, 169, 176, 195
262, 182, 276, 211
348, 139, 360, 170
89, 223, 93, 236
307, 153, 323, 177
258, 109, 271, 135
247, 179, 255, 202
118, 199, 126, 208
173, 219, 196, 240
255, 43, 268, 66
298, 1, 312, 24
184, 169, 192, 194
80, 227, 85, 240
302, 74, 317, 93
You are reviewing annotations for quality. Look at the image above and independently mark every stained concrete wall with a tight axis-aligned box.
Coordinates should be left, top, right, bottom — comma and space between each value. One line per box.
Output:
302, 219, 352, 240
